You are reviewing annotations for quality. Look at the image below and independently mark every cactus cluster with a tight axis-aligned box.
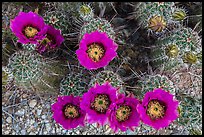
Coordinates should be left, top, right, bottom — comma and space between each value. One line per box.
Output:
7, 50, 66, 94
134, 74, 176, 100
79, 17, 115, 40
176, 96, 202, 135
150, 27, 202, 71
134, 2, 175, 35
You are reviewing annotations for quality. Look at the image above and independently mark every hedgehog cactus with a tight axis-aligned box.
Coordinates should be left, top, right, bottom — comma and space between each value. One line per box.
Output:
89, 70, 125, 94
134, 74, 176, 100
43, 10, 71, 36
78, 4, 94, 22
59, 73, 87, 96
176, 96, 202, 135
79, 17, 115, 40
134, 2, 175, 35
7, 50, 67, 94
150, 27, 202, 70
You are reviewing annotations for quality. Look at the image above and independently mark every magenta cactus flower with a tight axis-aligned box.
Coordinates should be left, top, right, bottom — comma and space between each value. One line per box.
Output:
76, 31, 118, 70
137, 88, 179, 130
10, 11, 47, 44
107, 94, 140, 133
36, 25, 64, 53
80, 82, 117, 126
51, 95, 86, 130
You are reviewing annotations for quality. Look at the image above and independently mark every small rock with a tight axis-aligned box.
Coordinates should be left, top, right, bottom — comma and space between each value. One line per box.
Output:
42, 115, 46, 119
29, 99, 37, 108
22, 94, 28, 98
29, 132, 35, 135
6, 117, 12, 123
21, 129, 26, 135
30, 119, 35, 125
15, 109, 25, 116
4, 130, 10, 134
37, 109, 42, 116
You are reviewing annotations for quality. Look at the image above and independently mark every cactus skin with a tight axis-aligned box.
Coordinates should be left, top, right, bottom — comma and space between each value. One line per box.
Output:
78, 4, 94, 22
21, 44, 37, 51
42, 2, 83, 36
89, 70, 125, 94
59, 73, 87, 96
79, 17, 115, 40
150, 27, 202, 71
134, 2, 175, 35
134, 74, 176, 100
175, 96, 202, 135
7, 50, 67, 94
43, 10, 72, 36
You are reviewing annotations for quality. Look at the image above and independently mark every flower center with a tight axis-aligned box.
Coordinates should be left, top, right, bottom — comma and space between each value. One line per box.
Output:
87, 43, 105, 62
183, 52, 197, 64
24, 26, 38, 38
63, 104, 80, 119
148, 15, 167, 32
80, 5, 91, 15
91, 94, 110, 113
116, 105, 132, 122
165, 44, 179, 58
146, 100, 166, 120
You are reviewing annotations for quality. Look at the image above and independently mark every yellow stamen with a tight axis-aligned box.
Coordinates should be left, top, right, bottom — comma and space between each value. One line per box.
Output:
116, 105, 132, 122
64, 104, 80, 119
91, 94, 110, 113
24, 26, 38, 38
147, 100, 166, 120
87, 43, 105, 62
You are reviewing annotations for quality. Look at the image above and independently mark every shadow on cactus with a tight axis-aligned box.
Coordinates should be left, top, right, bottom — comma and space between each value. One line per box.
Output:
7, 50, 68, 94
59, 64, 91, 96
149, 27, 202, 71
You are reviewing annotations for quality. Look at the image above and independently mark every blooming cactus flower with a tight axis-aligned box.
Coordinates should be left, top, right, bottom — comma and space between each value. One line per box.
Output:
108, 94, 140, 133
10, 11, 47, 44
76, 31, 118, 70
51, 95, 86, 130
137, 88, 179, 130
36, 25, 64, 53
80, 82, 117, 126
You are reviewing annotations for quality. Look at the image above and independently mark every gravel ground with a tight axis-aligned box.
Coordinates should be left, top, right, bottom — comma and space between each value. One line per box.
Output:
1, 85, 188, 135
